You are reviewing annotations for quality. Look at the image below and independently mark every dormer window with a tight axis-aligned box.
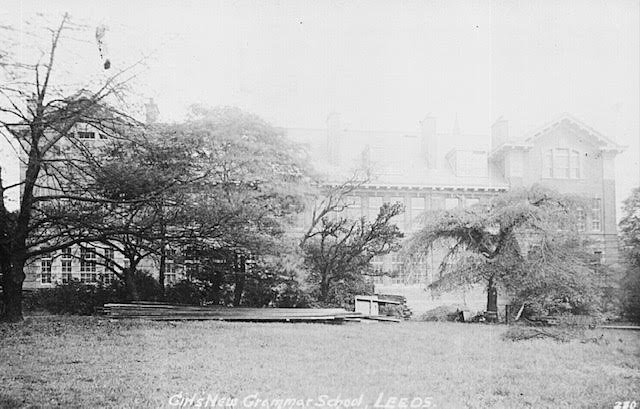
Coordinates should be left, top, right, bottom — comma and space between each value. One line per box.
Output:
543, 148, 581, 179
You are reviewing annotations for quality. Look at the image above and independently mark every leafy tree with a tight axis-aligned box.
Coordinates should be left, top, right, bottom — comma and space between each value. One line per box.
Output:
619, 187, 640, 323
405, 185, 604, 319
84, 130, 201, 300
166, 106, 310, 305
0, 14, 149, 321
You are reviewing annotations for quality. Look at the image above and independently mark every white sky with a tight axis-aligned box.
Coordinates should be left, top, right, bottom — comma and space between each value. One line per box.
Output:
1, 0, 639, 213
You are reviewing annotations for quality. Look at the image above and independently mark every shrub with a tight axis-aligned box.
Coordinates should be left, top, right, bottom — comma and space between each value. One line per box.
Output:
419, 305, 466, 322
273, 280, 310, 308
314, 277, 374, 309
164, 280, 207, 305
111, 270, 161, 301
621, 269, 640, 323
23, 281, 118, 315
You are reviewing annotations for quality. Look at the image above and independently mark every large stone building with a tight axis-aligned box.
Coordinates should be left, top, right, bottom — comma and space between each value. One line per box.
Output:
285, 113, 624, 312
21, 111, 624, 314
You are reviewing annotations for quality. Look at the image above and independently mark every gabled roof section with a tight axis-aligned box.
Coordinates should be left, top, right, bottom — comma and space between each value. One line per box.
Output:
523, 113, 625, 154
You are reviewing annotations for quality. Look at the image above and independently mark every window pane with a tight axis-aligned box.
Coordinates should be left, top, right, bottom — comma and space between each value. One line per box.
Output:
368, 197, 383, 218
576, 207, 586, 232
543, 149, 553, 178
445, 197, 459, 210
570, 150, 580, 178
554, 149, 569, 178
345, 196, 362, 219
62, 247, 72, 259
591, 198, 602, 231
41, 260, 52, 284
388, 197, 404, 230
410, 197, 425, 212
466, 198, 480, 207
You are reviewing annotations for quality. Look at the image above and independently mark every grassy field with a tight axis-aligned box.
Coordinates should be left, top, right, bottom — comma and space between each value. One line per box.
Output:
0, 317, 639, 409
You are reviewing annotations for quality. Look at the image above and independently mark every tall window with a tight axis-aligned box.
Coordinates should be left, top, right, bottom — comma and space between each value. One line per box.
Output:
104, 248, 115, 270
410, 197, 426, 231
543, 150, 554, 178
80, 246, 97, 283
388, 196, 404, 231
390, 253, 403, 284
166, 261, 177, 285
576, 207, 586, 232
570, 150, 581, 178
554, 148, 570, 178
371, 255, 384, 273
544, 148, 581, 179
465, 198, 480, 208
40, 254, 52, 284
61, 247, 73, 283
445, 197, 460, 210
591, 198, 602, 231
345, 196, 362, 220
102, 247, 115, 284
368, 196, 383, 219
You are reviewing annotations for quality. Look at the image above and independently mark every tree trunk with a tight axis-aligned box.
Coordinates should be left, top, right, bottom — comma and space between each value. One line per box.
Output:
1, 261, 26, 322
158, 242, 166, 300
320, 272, 331, 303
486, 277, 498, 323
233, 254, 245, 307
211, 268, 224, 305
124, 266, 139, 301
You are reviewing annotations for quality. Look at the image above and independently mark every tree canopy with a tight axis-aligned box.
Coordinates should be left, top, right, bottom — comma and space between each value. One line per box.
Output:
0, 14, 150, 321
619, 187, 640, 323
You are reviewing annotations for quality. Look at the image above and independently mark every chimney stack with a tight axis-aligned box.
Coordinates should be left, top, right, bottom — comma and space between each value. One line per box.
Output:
420, 115, 437, 169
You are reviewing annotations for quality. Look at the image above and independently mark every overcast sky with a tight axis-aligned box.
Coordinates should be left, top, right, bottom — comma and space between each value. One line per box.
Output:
1, 0, 639, 213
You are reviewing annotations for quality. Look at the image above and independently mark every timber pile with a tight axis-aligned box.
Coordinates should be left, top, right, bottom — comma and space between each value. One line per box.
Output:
377, 294, 412, 320
102, 303, 364, 323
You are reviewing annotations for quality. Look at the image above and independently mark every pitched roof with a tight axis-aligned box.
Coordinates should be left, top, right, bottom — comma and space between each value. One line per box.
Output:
284, 127, 508, 190
522, 113, 625, 153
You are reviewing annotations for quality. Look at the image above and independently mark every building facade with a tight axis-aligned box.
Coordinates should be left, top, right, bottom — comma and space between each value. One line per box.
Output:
22, 111, 624, 315
285, 113, 624, 312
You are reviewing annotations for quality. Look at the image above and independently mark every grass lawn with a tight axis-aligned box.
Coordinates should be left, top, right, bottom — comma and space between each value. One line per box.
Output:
0, 316, 639, 409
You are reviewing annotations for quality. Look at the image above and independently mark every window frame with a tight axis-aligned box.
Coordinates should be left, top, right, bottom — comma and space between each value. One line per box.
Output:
40, 256, 52, 284
544, 148, 582, 179
591, 198, 602, 231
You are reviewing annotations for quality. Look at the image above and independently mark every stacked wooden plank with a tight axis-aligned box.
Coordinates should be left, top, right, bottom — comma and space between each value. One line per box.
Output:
102, 303, 363, 323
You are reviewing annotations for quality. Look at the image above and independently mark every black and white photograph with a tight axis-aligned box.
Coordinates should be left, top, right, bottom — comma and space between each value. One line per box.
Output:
1, 1, 639, 408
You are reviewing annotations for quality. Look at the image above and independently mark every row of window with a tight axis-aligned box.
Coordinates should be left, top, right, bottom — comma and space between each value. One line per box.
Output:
72, 131, 108, 140
338, 194, 603, 232
39, 270, 116, 285
39, 246, 180, 284
339, 195, 483, 231
576, 198, 602, 232
39, 266, 179, 285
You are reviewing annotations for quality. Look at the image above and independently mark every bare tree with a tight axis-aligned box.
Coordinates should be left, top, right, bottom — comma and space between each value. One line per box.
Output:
0, 14, 145, 321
